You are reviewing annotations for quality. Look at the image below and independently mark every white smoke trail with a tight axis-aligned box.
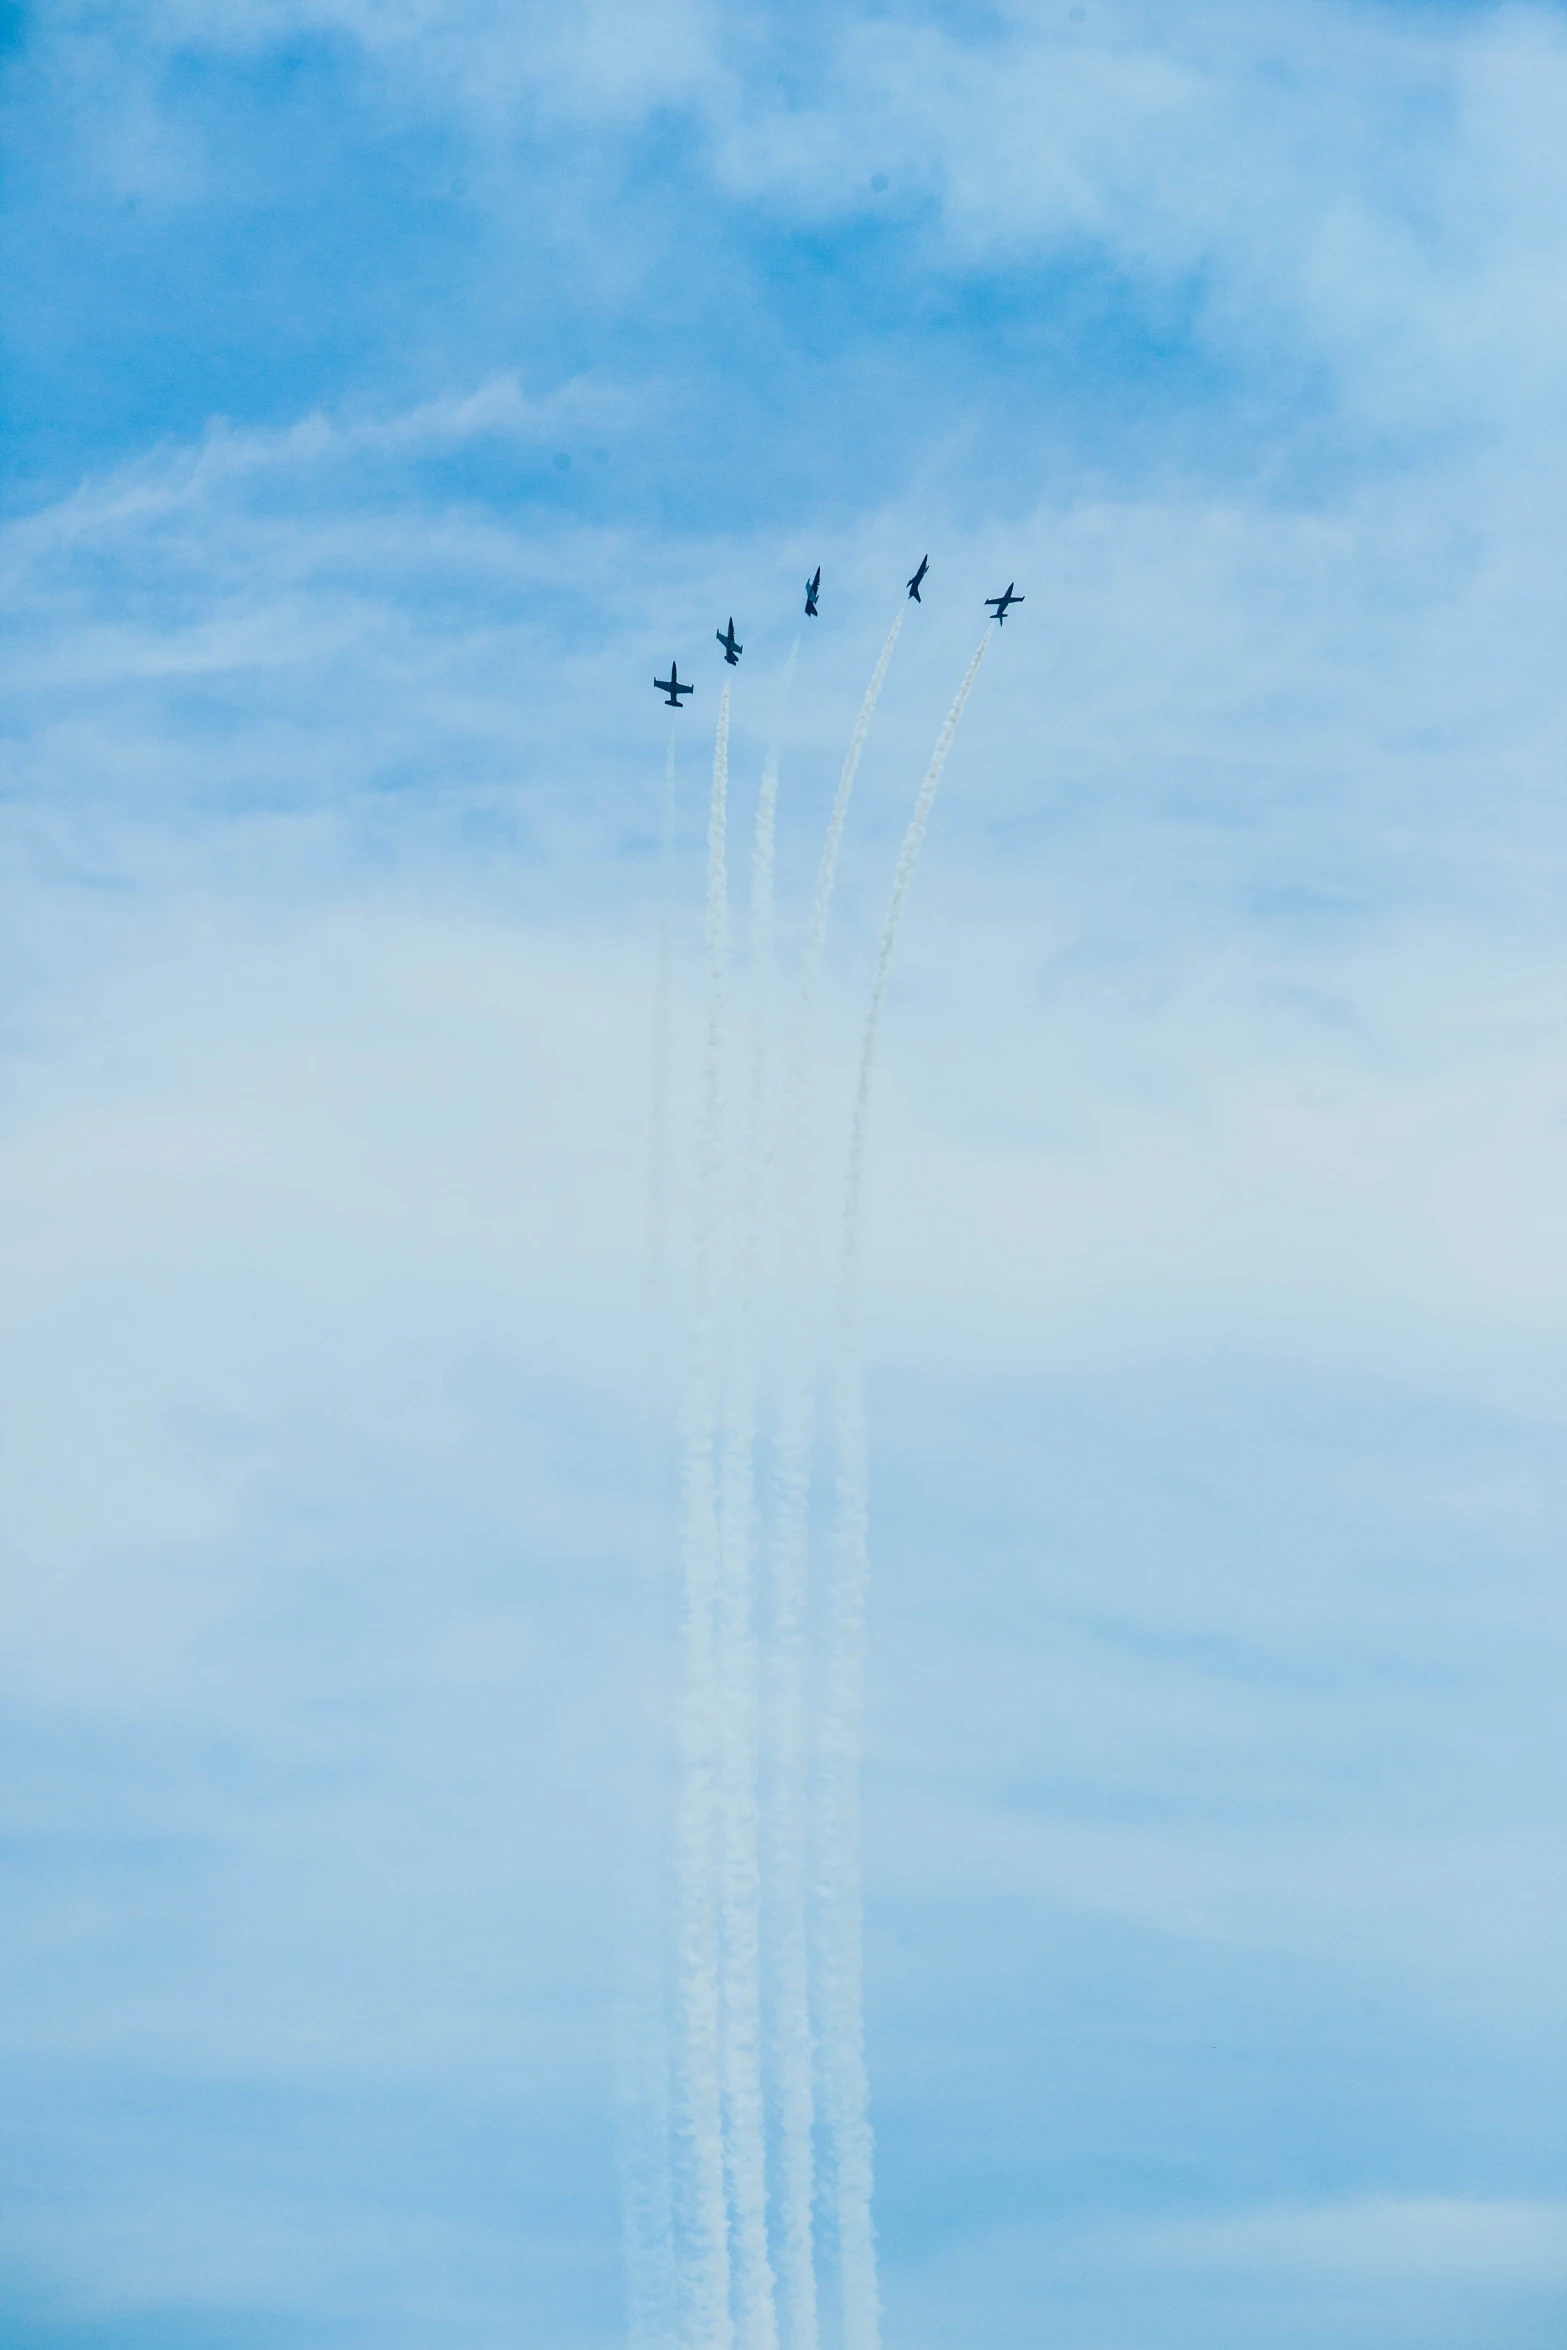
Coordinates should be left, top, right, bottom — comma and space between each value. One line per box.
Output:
820, 629, 993, 2350
798, 612, 903, 1019
840, 627, 994, 1371
714, 640, 798, 2350
675, 684, 734, 2350
617, 722, 681, 2350
765, 606, 904, 2350
650, 720, 678, 1357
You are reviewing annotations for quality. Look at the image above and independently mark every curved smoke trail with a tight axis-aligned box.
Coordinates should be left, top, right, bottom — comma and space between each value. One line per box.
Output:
798, 612, 904, 1018
820, 629, 992, 2350
765, 606, 904, 2350
617, 720, 681, 2350
675, 683, 734, 2350
715, 642, 798, 2350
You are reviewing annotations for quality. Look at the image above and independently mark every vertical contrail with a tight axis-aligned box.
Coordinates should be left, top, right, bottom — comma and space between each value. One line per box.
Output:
618, 719, 681, 2350
765, 606, 904, 2350
714, 644, 799, 2350
821, 629, 992, 2350
675, 684, 734, 2350
650, 720, 678, 1354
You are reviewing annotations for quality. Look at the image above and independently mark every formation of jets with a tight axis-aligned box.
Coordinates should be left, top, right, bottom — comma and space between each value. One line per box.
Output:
655, 556, 1020, 704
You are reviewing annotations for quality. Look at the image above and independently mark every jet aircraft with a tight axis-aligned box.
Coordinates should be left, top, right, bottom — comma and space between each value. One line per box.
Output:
985, 582, 1024, 624
717, 617, 743, 665
654, 663, 694, 707
907, 554, 929, 601
804, 567, 821, 618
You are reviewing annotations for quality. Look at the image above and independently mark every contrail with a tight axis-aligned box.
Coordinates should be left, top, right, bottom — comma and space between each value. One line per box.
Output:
675, 683, 734, 2350
820, 628, 993, 2350
714, 645, 799, 2350
840, 630, 993, 1325
799, 611, 903, 1018
617, 719, 681, 2350
650, 719, 678, 1353
765, 605, 904, 2350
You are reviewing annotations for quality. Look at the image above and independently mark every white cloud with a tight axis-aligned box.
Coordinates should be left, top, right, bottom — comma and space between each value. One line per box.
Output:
690, 2, 1567, 438
137, 0, 730, 121
40, 0, 1567, 452
1141, 2192, 1567, 2283
890, 2193, 1567, 2350
11, 375, 1567, 1405
0, 371, 634, 563
5, 271, 1567, 2330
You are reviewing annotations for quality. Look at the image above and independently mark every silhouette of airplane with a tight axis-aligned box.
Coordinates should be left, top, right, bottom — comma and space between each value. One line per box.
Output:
804, 567, 821, 618
907, 554, 929, 601
717, 617, 743, 665
985, 582, 1024, 624
655, 663, 694, 707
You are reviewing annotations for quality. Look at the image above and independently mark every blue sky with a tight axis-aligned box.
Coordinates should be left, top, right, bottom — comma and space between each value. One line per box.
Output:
4, 2, 1567, 2345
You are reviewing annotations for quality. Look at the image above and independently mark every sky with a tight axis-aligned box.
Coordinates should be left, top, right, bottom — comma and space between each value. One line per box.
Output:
4, 1, 1567, 2344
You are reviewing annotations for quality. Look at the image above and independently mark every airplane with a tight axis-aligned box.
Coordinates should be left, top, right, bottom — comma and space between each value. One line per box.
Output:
907, 554, 929, 601
717, 616, 743, 665
985, 582, 1024, 624
654, 662, 694, 707
804, 566, 821, 618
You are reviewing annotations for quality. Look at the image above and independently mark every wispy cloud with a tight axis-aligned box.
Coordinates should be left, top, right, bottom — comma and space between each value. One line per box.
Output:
1142, 2193, 1567, 2283
5, 6, 1567, 2345
4, 371, 639, 549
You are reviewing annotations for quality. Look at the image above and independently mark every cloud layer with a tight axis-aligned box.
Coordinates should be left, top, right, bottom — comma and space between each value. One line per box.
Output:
3, 2, 1567, 2345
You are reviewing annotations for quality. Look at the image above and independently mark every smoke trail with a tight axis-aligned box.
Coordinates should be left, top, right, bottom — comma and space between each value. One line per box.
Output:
714, 641, 799, 2350
766, 606, 903, 2350
650, 720, 678, 1356
746, 642, 796, 1133
799, 612, 903, 1018
820, 629, 993, 2350
840, 631, 993, 1319
617, 723, 682, 2350
675, 684, 734, 2350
